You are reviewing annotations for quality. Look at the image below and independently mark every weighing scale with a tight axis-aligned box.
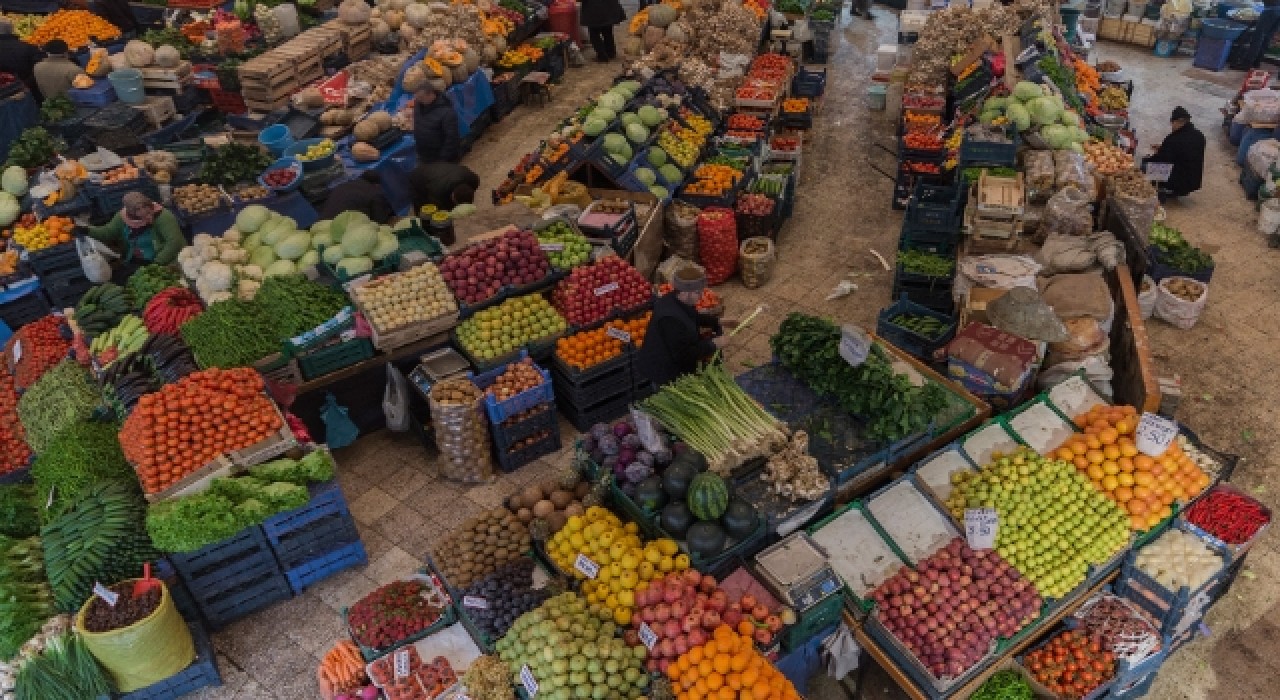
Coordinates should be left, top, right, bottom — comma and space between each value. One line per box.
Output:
753, 533, 842, 613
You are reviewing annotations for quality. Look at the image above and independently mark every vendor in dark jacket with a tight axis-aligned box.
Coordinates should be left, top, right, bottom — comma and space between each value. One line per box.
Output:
1148, 106, 1205, 199
317, 171, 395, 223
580, 0, 625, 62
634, 267, 724, 387
413, 84, 461, 164
408, 162, 478, 213
0, 19, 44, 100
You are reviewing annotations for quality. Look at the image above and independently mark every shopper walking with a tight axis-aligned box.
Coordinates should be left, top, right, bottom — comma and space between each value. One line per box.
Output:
32, 40, 85, 102
580, 0, 624, 62
0, 20, 44, 101
413, 84, 461, 164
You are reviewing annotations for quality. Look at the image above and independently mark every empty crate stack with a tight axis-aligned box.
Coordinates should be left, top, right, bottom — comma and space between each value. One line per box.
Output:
553, 345, 636, 432
262, 478, 367, 594
29, 242, 91, 309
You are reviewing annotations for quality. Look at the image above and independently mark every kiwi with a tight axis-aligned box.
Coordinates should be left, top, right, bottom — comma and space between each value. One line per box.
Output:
516, 507, 534, 523
563, 502, 584, 519
532, 499, 556, 518
546, 510, 569, 533
549, 490, 573, 509
521, 485, 544, 505
574, 481, 591, 499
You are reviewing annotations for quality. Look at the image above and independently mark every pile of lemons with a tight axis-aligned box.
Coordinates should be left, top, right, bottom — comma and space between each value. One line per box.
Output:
547, 506, 689, 626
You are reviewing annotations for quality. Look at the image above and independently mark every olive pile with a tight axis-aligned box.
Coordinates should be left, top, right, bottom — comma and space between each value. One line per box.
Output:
461, 557, 551, 641
82, 581, 162, 632
434, 508, 531, 588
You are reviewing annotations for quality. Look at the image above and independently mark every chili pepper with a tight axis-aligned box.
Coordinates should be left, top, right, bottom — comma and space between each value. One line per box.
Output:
1184, 488, 1270, 544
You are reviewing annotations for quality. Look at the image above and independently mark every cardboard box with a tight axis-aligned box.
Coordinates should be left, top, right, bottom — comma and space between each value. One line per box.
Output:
587, 188, 665, 280
961, 287, 1008, 326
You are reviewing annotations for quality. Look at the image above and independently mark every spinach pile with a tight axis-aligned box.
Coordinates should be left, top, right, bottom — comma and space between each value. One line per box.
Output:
201, 142, 272, 186
770, 314, 947, 442
1150, 222, 1213, 274
39, 96, 76, 125
5, 128, 65, 169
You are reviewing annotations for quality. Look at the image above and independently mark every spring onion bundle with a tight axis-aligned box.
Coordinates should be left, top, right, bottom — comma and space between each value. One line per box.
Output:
640, 363, 788, 475
14, 632, 112, 700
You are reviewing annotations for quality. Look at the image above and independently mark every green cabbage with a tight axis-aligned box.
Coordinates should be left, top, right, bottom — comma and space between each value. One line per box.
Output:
983, 96, 1009, 112
1041, 124, 1071, 149
243, 232, 263, 252
249, 245, 277, 269
1006, 103, 1032, 132
264, 259, 297, 277
0, 192, 18, 227
330, 211, 370, 242
1027, 97, 1061, 126
322, 246, 345, 265
1013, 81, 1044, 102
340, 221, 379, 257
597, 92, 625, 111
274, 232, 312, 261
235, 205, 272, 234
371, 231, 399, 261
619, 112, 640, 127
2, 166, 29, 197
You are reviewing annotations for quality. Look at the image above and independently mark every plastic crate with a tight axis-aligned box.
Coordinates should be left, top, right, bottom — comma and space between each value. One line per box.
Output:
1182, 483, 1271, 559
1015, 631, 1117, 700
67, 80, 117, 108
88, 176, 162, 221
42, 267, 94, 309
557, 389, 633, 432
1147, 245, 1214, 284
492, 402, 558, 449
0, 282, 50, 331
781, 587, 844, 652
208, 87, 247, 114
469, 350, 556, 423
876, 295, 957, 362
261, 480, 359, 568
345, 579, 457, 661
552, 363, 633, 411
1193, 37, 1233, 71
495, 426, 562, 472
284, 540, 367, 595
83, 101, 150, 136
33, 190, 92, 220
1114, 522, 1231, 637
959, 128, 1019, 167
791, 66, 827, 97
108, 612, 221, 699
296, 336, 374, 381
168, 526, 292, 630
904, 181, 964, 232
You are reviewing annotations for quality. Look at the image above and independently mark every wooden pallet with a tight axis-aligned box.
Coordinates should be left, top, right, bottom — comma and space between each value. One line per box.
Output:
244, 94, 293, 113
130, 95, 177, 128
348, 39, 372, 61
141, 61, 193, 91
238, 54, 296, 94
294, 27, 345, 59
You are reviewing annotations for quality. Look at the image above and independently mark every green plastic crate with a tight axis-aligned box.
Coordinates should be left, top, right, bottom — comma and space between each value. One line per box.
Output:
297, 337, 375, 381
782, 592, 843, 651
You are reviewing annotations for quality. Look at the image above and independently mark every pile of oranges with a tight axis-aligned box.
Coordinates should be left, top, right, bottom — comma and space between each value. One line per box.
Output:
24, 9, 120, 50
1053, 404, 1211, 531
11, 214, 73, 251
665, 625, 800, 700
555, 312, 649, 372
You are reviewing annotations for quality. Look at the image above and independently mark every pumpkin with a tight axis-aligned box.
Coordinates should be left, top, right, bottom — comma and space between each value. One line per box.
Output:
687, 472, 729, 521
404, 2, 431, 28
337, 0, 372, 24
124, 40, 155, 67
660, 502, 694, 538
686, 522, 726, 559
154, 45, 181, 68
665, 21, 690, 43
72, 74, 95, 89
648, 3, 678, 27
462, 48, 481, 73
402, 64, 429, 92
423, 57, 446, 77
353, 118, 383, 143
352, 143, 381, 162
85, 48, 109, 77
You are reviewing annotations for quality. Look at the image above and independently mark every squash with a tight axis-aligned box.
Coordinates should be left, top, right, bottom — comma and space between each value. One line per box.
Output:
85, 48, 109, 78
686, 472, 729, 521
404, 2, 431, 28
124, 40, 155, 67
321, 108, 355, 126
369, 111, 393, 131
685, 522, 726, 558
108, 53, 130, 72
648, 3, 678, 27
370, 18, 390, 41
462, 48, 480, 73
72, 74, 95, 89
660, 502, 694, 538
352, 143, 380, 162
401, 64, 429, 92
353, 119, 382, 143
154, 45, 181, 68
383, 8, 405, 29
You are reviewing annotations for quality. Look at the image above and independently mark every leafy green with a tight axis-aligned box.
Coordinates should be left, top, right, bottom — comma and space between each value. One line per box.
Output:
1150, 222, 1213, 274
0, 486, 40, 538
0, 580, 55, 661
770, 314, 948, 442
147, 471, 321, 553
259, 482, 309, 510
5, 127, 65, 169
248, 450, 335, 485
39, 96, 76, 125
14, 633, 113, 700
18, 361, 103, 454
201, 142, 272, 186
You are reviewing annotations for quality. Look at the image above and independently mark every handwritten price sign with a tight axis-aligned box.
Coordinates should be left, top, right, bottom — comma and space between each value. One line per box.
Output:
964, 508, 998, 550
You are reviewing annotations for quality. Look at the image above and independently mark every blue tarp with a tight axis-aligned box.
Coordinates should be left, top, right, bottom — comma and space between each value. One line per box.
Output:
448, 70, 495, 137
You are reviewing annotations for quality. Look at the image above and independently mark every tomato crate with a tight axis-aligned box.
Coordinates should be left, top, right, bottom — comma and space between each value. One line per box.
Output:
494, 426, 562, 472
468, 350, 556, 423
876, 295, 957, 362
1114, 521, 1232, 637
227, 401, 297, 467
1013, 631, 1117, 700
491, 402, 558, 450
104, 611, 221, 700
296, 336, 374, 381
168, 526, 292, 630
0, 280, 49, 332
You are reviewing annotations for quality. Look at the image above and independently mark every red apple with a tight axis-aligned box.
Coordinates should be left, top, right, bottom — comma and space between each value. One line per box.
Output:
754, 628, 773, 646
765, 615, 782, 633
702, 610, 721, 629
699, 575, 717, 594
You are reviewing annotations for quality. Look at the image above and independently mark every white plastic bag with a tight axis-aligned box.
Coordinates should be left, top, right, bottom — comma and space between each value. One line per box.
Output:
821, 624, 860, 680
1137, 275, 1157, 320
1247, 138, 1280, 177
77, 237, 117, 284
383, 364, 410, 432
1154, 276, 1208, 329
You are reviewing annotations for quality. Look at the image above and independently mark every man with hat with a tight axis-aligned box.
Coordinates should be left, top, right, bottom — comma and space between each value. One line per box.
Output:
1146, 106, 1205, 200
32, 40, 85, 102
0, 19, 44, 100
634, 266, 725, 387
413, 84, 461, 165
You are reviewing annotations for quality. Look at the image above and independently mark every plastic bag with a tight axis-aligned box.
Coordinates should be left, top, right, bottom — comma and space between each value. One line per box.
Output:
1241, 89, 1280, 124
1041, 187, 1093, 238
1047, 317, 1109, 362
953, 255, 1041, 302
1053, 150, 1092, 195
77, 236, 116, 284
1137, 275, 1158, 320
697, 207, 737, 285
321, 392, 360, 448
76, 581, 195, 692
822, 624, 860, 680
1037, 233, 1096, 274
1112, 191, 1159, 245
655, 256, 702, 286
429, 377, 494, 483
383, 364, 410, 432
1154, 276, 1208, 329
1247, 138, 1280, 177
718, 52, 750, 79
738, 237, 776, 289
1024, 150, 1055, 190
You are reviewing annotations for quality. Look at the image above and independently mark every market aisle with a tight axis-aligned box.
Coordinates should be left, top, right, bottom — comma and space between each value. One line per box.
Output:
194, 18, 1280, 700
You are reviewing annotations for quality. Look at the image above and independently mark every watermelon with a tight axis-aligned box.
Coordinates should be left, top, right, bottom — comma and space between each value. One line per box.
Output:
687, 472, 729, 521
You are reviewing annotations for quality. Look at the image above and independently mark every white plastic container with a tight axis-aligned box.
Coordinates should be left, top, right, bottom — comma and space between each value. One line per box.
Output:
876, 44, 898, 71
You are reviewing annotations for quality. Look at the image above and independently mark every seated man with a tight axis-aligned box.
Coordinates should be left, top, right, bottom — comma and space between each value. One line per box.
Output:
409, 162, 479, 214
1147, 106, 1205, 200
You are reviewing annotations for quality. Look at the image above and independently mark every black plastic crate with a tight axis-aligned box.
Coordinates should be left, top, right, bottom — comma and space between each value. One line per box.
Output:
41, 267, 93, 308
83, 101, 151, 136
552, 363, 633, 411
33, 191, 93, 220
904, 181, 964, 233
557, 389, 632, 432
0, 285, 50, 331
959, 128, 1019, 167
892, 280, 954, 315
492, 402, 558, 450
495, 427, 562, 473
27, 242, 79, 276
88, 177, 162, 221
297, 337, 375, 380
168, 526, 291, 630
551, 348, 632, 385
876, 295, 958, 363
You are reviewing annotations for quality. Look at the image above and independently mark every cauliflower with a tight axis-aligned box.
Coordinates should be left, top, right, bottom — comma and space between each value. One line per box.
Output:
197, 260, 233, 292
236, 278, 261, 300
178, 248, 202, 279
222, 227, 242, 243
205, 290, 232, 304
237, 264, 263, 280
219, 247, 249, 264
192, 233, 214, 247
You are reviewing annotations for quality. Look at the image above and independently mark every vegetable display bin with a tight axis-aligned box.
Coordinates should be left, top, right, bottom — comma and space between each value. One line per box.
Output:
876, 294, 958, 362
0, 279, 50, 332
468, 349, 556, 423
285, 138, 336, 171
104, 612, 222, 700
490, 403, 559, 450
258, 157, 303, 193
68, 80, 118, 108
494, 427, 562, 473
1113, 521, 1232, 637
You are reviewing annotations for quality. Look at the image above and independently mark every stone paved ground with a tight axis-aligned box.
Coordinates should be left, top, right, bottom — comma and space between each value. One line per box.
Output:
191, 10, 1280, 699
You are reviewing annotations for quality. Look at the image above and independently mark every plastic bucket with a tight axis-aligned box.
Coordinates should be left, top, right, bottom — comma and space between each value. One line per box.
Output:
107, 69, 144, 104
1153, 38, 1179, 57
868, 84, 887, 111
1060, 7, 1084, 40
258, 124, 295, 156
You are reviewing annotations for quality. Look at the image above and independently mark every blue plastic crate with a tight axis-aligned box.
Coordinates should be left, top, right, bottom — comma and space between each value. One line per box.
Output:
492, 403, 558, 450
959, 128, 1019, 167
791, 67, 827, 97
283, 540, 368, 595
168, 526, 292, 630
468, 350, 556, 423
33, 191, 92, 220
262, 480, 359, 570
876, 294, 957, 362
1193, 37, 1233, 71
110, 612, 221, 699
495, 426, 561, 473
67, 80, 117, 108
904, 181, 964, 232
1114, 521, 1232, 637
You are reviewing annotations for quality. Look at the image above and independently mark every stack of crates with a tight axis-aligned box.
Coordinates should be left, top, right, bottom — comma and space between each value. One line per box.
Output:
262, 477, 367, 594
167, 526, 293, 630
553, 348, 636, 432
471, 351, 561, 472
0, 276, 50, 333
29, 243, 91, 309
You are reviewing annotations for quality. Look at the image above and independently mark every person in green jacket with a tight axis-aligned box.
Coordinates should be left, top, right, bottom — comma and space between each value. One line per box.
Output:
87, 191, 184, 283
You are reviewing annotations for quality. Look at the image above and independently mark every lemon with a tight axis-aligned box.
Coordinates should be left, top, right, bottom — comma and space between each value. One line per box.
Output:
623, 522, 639, 535
674, 554, 690, 571
656, 539, 679, 556
658, 555, 674, 572
638, 561, 656, 580
617, 590, 634, 608
565, 515, 585, 532
569, 532, 585, 549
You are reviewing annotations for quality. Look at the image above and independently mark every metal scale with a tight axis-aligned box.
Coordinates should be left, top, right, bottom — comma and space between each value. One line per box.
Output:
753, 533, 842, 613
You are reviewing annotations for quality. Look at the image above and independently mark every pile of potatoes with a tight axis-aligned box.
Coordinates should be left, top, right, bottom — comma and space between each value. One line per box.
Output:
173, 184, 225, 215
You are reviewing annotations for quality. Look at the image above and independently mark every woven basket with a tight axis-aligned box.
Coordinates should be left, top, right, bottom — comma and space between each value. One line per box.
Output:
739, 237, 776, 289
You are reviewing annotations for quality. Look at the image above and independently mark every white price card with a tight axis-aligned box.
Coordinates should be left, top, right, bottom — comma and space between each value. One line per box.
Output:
394, 649, 411, 678
93, 582, 119, 607
520, 665, 539, 697
638, 622, 658, 650
964, 508, 999, 550
1135, 412, 1178, 457
540, 242, 565, 252
593, 282, 620, 296
574, 553, 600, 579
1145, 162, 1173, 183
605, 327, 632, 343
462, 596, 489, 609
631, 408, 664, 453
837, 325, 871, 367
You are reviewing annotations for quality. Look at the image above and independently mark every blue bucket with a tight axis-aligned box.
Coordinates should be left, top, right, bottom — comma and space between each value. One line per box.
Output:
258, 124, 295, 156
107, 69, 144, 105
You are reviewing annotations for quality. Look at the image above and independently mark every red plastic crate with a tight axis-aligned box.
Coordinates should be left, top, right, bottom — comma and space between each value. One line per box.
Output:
208, 88, 246, 114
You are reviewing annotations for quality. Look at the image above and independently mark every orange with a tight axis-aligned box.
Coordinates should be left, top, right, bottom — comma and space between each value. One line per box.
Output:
1130, 514, 1147, 530
1070, 441, 1089, 456
1134, 455, 1156, 471
688, 647, 704, 665
1127, 498, 1149, 516
1146, 512, 1164, 528
1074, 456, 1091, 470
1102, 461, 1120, 476
713, 654, 731, 675
730, 653, 749, 673
669, 664, 684, 682
1117, 457, 1135, 473
706, 674, 724, 692
1087, 464, 1106, 481
727, 673, 743, 690
751, 683, 771, 700
1056, 447, 1077, 462
1133, 471, 1154, 487
1101, 475, 1119, 491
1085, 435, 1103, 450
698, 659, 714, 678
1099, 427, 1119, 445
1114, 486, 1134, 503
718, 687, 736, 700
1119, 441, 1138, 458
737, 621, 754, 637
1117, 472, 1135, 488
741, 668, 760, 688
1087, 450, 1106, 465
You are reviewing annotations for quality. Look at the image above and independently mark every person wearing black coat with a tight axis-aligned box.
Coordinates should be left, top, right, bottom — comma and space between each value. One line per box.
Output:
317, 171, 395, 223
634, 267, 724, 387
579, 0, 625, 62
1148, 106, 1206, 199
413, 85, 461, 164
408, 162, 479, 212
0, 19, 45, 101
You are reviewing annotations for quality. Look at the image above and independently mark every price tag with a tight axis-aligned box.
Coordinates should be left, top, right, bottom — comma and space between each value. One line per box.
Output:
318, 70, 350, 106
93, 582, 119, 607
631, 408, 664, 453
639, 622, 658, 650
520, 665, 539, 697
462, 595, 489, 609
605, 327, 632, 343
394, 649, 411, 678
574, 553, 599, 579
11, 340, 21, 363
964, 508, 999, 550
1144, 162, 1173, 183
46, 485, 55, 509
837, 325, 871, 367
1135, 412, 1178, 457
540, 242, 565, 252
593, 282, 619, 296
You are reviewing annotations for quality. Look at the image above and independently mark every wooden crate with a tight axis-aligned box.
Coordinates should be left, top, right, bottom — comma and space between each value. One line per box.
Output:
974, 171, 1025, 219
329, 21, 371, 50
238, 54, 296, 97
1099, 18, 1124, 41
275, 43, 323, 84
294, 27, 344, 58
131, 95, 177, 128
244, 95, 294, 113
1129, 22, 1156, 48
141, 61, 192, 91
